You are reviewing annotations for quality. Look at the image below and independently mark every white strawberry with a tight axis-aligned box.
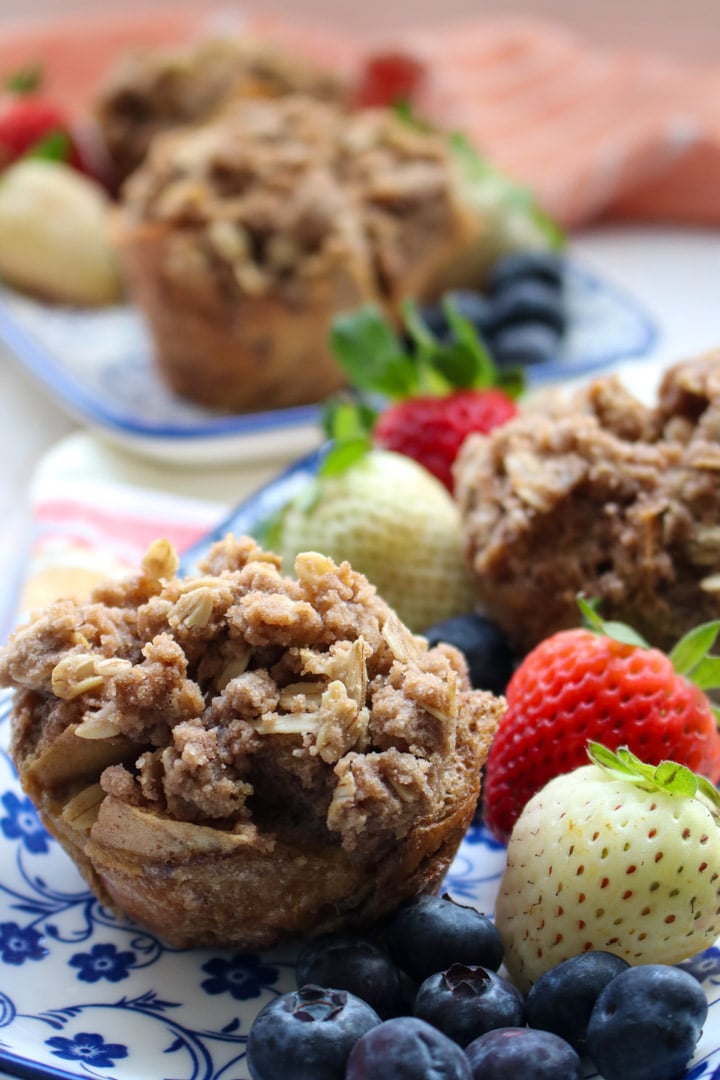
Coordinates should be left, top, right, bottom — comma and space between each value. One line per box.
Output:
494, 743, 720, 992
274, 448, 474, 633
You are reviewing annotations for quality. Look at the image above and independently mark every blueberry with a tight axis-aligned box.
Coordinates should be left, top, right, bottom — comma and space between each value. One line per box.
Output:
486, 279, 567, 335
466, 1027, 582, 1079
414, 963, 524, 1047
246, 984, 380, 1080
525, 950, 630, 1051
420, 290, 493, 342
489, 321, 561, 368
346, 1016, 472, 1079
586, 964, 708, 1080
386, 894, 503, 983
295, 933, 404, 1019
486, 251, 565, 293
423, 614, 516, 695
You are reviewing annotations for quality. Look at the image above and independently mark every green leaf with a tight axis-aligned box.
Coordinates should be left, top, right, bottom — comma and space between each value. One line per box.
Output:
430, 341, 480, 391
696, 774, 720, 816
329, 307, 416, 400
401, 299, 451, 394
653, 760, 699, 798
319, 438, 369, 478
577, 596, 650, 648
441, 299, 496, 387
322, 396, 376, 444
587, 741, 720, 817
587, 741, 639, 779
686, 655, 720, 692
5, 64, 43, 94
669, 620, 720, 677
392, 100, 433, 133
448, 131, 565, 251
495, 365, 525, 400
24, 131, 70, 163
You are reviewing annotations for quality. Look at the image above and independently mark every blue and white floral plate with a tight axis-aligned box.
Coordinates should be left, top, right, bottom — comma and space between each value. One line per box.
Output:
0, 262, 657, 466
0, 687, 718, 1080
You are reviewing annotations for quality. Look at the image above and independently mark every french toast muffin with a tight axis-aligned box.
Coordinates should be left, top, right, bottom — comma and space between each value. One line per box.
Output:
114, 95, 488, 412
454, 353, 720, 654
0, 536, 503, 949
95, 35, 349, 185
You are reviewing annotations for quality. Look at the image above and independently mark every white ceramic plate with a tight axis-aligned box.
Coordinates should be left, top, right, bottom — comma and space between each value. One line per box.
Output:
0, 690, 719, 1080
0, 262, 657, 466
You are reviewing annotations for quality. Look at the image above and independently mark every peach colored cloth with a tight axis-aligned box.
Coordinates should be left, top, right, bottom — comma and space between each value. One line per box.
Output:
379, 17, 720, 227
0, 9, 718, 227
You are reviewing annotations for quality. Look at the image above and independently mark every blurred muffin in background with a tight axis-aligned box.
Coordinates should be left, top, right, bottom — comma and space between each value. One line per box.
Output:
114, 95, 489, 412
95, 35, 349, 186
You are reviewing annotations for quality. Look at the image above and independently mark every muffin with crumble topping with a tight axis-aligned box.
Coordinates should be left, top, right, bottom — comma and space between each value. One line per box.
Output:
0, 536, 503, 949
114, 94, 490, 412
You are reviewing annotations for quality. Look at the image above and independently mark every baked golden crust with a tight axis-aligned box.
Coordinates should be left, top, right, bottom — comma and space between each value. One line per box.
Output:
1, 537, 502, 948
454, 353, 720, 654
115, 215, 373, 410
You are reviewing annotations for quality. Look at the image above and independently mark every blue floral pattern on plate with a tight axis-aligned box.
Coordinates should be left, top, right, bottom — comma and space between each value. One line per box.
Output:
0, 688, 718, 1079
0, 262, 657, 464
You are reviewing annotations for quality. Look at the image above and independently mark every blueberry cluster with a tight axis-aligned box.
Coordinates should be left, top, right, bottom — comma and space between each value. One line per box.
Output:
245, 894, 708, 1079
420, 251, 568, 370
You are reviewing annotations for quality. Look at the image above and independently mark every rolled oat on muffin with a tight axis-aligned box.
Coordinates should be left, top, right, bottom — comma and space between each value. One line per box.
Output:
0, 535, 503, 949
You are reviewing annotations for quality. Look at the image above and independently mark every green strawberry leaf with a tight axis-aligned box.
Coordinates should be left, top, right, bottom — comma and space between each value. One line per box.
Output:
587, 741, 720, 817
653, 759, 701, 798
587, 741, 640, 780
319, 396, 375, 477
319, 438, 370, 478
392, 100, 434, 133
393, 105, 565, 253
330, 306, 416, 400
322, 396, 377, 444
24, 130, 70, 163
448, 131, 566, 252
5, 65, 43, 94
577, 596, 651, 648
330, 297, 525, 404
668, 620, 720, 678
686, 656, 720, 691
580, 600, 720, 724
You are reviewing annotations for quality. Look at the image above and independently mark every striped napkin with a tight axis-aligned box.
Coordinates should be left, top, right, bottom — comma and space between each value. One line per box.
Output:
361, 16, 720, 228
4, 475, 227, 641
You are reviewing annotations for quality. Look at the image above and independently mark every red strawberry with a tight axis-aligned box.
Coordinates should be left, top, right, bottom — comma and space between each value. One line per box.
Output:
328, 303, 522, 492
482, 608, 720, 844
0, 95, 77, 167
354, 52, 426, 108
374, 387, 517, 492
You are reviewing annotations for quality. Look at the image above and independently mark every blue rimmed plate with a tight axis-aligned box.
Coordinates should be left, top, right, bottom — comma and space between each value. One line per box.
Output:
0, 261, 657, 466
0, 685, 718, 1080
